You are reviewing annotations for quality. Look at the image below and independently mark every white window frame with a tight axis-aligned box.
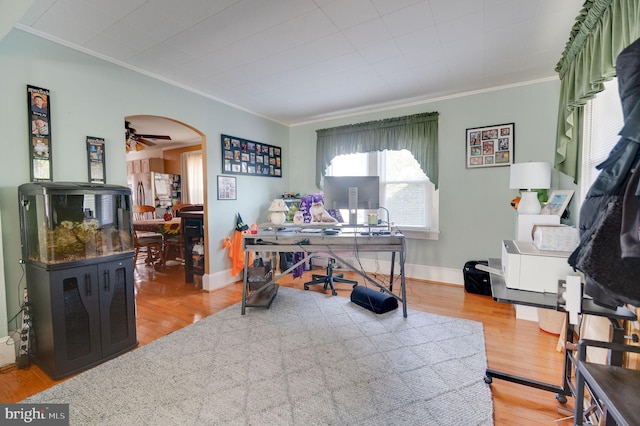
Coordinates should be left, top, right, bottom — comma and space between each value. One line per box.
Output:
327, 150, 439, 240
580, 78, 624, 209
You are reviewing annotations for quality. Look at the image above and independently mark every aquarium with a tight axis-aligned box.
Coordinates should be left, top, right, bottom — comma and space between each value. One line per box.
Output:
19, 182, 134, 264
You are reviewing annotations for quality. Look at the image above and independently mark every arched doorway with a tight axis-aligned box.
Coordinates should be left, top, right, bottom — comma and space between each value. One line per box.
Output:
125, 115, 208, 278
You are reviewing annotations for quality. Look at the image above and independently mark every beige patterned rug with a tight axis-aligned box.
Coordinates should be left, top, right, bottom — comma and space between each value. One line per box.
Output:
24, 286, 493, 425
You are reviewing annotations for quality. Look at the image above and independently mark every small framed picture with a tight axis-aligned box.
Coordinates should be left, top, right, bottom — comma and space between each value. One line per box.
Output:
86, 136, 105, 183
542, 190, 574, 216
217, 175, 237, 200
466, 123, 514, 168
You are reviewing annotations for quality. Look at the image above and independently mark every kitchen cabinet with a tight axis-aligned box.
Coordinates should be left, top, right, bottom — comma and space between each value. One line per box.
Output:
127, 158, 164, 175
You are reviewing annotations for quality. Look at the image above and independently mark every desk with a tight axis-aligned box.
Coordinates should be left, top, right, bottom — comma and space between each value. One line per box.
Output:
241, 229, 407, 316
133, 218, 181, 235
486, 258, 636, 404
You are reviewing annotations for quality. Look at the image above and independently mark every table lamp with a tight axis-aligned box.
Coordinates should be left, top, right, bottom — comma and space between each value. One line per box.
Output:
509, 162, 551, 214
268, 199, 289, 225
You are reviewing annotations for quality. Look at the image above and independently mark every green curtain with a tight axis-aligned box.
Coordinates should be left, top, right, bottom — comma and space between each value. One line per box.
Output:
555, 0, 640, 181
315, 111, 439, 188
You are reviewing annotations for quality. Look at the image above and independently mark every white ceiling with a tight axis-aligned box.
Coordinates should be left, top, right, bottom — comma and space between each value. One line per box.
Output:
15, 0, 583, 127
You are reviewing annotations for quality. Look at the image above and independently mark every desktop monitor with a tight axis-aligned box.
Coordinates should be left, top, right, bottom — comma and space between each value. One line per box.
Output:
323, 176, 380, 225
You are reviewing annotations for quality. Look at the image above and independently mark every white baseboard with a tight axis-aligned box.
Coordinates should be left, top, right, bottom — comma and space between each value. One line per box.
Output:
206, 260, 464, 292
202, 270, 238, 292
203, 261, 548, 324
515, 305, 539, 322
354, 258, 464, 286
0, 335, 15, 367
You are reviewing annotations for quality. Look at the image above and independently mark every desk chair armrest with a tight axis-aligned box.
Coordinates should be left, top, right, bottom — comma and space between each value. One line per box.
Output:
577, 339, 640, 362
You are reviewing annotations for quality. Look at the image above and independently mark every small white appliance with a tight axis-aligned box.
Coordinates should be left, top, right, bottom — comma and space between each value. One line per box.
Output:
501, 240, 575, 293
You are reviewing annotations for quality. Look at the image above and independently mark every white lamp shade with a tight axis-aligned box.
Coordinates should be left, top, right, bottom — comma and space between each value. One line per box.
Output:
509, 162, 551, 190
268, 199, 289, 212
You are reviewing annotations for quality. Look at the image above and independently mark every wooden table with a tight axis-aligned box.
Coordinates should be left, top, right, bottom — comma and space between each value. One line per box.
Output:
133, 218, 182, 266
133, 218, 181, 236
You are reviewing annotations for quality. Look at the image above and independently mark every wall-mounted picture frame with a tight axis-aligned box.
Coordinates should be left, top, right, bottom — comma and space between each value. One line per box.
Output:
466, 122, 514, 168
28, 85, 52, 181
221, 134, 282, 178
86, 136, 106, 184
217, 175, 237, 200
542, 190, 574, 216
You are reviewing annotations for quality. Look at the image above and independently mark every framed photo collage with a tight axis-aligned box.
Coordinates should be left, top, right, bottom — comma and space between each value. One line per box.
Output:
221, 134, 282, 178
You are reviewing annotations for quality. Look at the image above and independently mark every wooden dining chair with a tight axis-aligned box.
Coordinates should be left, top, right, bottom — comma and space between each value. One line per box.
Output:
133, 205, 164, 267
133, 230, 164, 267
163, 227, 184, 266
171, 203, 193, 217
133, 205, 156, 221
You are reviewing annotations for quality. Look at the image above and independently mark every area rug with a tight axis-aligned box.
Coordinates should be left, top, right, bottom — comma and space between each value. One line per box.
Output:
23, 287, 493, 425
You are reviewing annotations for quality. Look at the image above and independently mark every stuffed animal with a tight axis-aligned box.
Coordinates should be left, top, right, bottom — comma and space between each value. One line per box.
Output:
510, 196, 520, 210
309, 200, 338, 223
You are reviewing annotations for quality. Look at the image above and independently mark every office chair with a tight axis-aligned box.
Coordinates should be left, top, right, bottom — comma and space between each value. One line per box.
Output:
299, 193, 357, 295
304, 257, 358, 296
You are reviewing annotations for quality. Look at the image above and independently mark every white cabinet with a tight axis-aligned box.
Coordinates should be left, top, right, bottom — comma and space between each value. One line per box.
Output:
515, 214, 560, 241
127, 158, 164, 175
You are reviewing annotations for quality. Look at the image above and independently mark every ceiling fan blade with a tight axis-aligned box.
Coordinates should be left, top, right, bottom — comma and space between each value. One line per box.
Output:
137, 137, 157, 146
137, 134, 171, 140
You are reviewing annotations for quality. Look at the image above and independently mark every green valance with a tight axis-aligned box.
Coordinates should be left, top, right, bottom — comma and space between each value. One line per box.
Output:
555, 0, 640, 182
315, 111, 439, 188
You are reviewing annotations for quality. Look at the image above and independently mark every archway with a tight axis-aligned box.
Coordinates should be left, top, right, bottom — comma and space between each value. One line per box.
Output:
125, 115, 209, 278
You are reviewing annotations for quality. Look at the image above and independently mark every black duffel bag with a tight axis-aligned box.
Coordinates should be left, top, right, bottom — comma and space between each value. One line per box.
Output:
463, 260, 491, 296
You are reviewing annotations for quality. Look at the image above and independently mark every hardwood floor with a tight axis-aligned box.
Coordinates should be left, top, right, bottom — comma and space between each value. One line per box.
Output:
0, 262, 574, 425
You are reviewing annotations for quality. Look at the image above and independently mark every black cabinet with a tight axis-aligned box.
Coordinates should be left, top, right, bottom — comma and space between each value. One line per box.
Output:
26, 254, 137, 379
182, 211, 204, 283
18, 182, 138, 379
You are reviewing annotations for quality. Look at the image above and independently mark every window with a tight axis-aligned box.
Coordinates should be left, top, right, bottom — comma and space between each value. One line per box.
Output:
326, 149, 438, 236
581, 78, 624, 200
181, 151, 204, 204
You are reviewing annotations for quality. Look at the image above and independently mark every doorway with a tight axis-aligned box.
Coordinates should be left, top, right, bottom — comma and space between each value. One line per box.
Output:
125, 115, 208, 278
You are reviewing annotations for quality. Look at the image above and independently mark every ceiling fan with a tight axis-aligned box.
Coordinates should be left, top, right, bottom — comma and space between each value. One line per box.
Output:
125, 121, 171, 152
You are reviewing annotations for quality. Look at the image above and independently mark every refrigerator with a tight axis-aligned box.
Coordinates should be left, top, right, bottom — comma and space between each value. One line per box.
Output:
128, 172, 175, 217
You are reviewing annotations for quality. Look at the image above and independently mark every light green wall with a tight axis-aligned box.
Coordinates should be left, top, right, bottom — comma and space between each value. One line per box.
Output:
0, 28, 567, 335
0, 29, 289, 333
289, 80, 565, 271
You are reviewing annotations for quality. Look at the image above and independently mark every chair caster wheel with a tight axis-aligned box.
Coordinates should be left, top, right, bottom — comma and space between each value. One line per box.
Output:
303, 285, 309, 290
484, 375, 492, 384
556, 394, 567, 404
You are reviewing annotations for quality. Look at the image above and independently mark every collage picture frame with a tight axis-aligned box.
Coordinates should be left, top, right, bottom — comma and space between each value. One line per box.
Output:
28, 85, 52, 181
466, 122, 514, 169
221, 134, 282, 178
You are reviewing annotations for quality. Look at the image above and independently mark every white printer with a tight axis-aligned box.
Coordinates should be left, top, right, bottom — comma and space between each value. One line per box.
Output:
501, 240, 575, 293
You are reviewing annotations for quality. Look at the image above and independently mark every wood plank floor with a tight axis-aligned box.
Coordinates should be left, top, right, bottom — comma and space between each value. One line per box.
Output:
0, 262, 575, 425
